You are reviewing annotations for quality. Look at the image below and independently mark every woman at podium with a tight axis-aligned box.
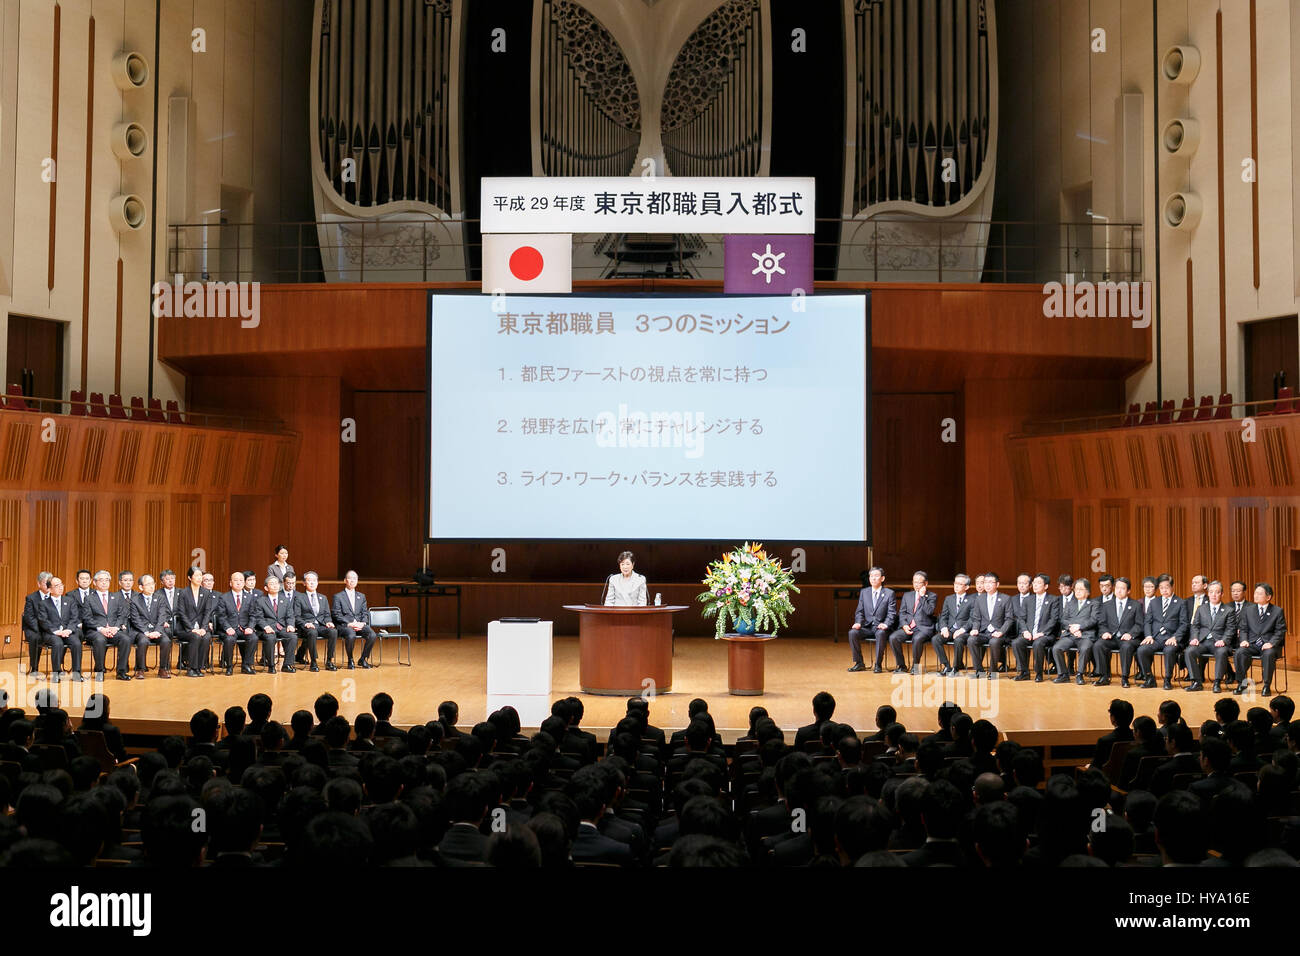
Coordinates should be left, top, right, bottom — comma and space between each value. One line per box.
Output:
604, 551, 647, 606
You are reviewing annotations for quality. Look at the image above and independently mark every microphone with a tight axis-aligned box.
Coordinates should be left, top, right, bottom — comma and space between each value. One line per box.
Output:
599, 573, 615, 606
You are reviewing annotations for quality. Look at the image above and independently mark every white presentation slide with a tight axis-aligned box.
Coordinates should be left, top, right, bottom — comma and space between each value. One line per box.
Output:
427, 293, 869, 541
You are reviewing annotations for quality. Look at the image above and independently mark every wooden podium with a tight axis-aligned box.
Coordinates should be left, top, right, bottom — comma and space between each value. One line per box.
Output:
563, 605, 688, 695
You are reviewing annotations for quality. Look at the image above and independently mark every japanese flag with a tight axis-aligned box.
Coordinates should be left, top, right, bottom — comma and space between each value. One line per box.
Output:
481, 233, 572, 293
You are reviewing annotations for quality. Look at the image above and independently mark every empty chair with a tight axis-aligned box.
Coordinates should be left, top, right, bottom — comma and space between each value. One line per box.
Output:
1275, 386, 1295, 415
1176, 397, 1196, 423
165, 400, 183, 424
108, 393, 127, 419
5, 384, 27, 411
88, 392, 109, 418
1139, 401, 1158, 426
1126, 402, 1141, 426
129, 396, 146, 420
1157, 399, 1175, 424
1195, 395, 1214, 421
1214, 393, 1233, 420
147, 397, 166, 422
70, 388, 87, 416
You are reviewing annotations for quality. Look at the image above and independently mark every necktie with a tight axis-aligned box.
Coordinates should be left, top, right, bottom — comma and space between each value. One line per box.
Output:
145, 595, 151, 611
1210, 604, 1216, 620
310, 593, 318, 613
350, 591, 356, 613
272, 596, 278, 612
236, 593, 242, 611
1260, 606, 1265, 619
1118, 600, 1124, 617
100, 593, 108, 613
1163, 597, 1169, 613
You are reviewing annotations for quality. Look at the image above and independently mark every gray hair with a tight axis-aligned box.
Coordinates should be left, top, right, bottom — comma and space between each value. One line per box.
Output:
955, 574, 970, 586
37, 571, 52, 586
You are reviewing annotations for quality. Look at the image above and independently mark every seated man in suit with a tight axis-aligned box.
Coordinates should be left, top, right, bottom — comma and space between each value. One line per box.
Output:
1008, 573, 1034, 671
38, 576, 84, 682
333, 570, 377, 669
215, 571, 259, 676
1188, 738, 1237, 807
846, 566, 896, 673
887, 571, 938, 675
1088, 698, 1135, 770
436, 773, 494, 864
968, 572, 1015, 679
1185, 580, 1237, 693
794, 692, 836, 750
570, 780, 636, 866
79, 569, 133, 681
1093, 576, 1143, 687
1137, 574, 1189, 690
22, 571, 53, 676
1052, 578, 1097, 684
128, 574, 173, 679
931, 573, 973, 677
1233, 582, 1288, 697
1149, 721, 1202, 796
293, 572, 335, 672
252, 575, 297, 674
1012, 573, 1059, 682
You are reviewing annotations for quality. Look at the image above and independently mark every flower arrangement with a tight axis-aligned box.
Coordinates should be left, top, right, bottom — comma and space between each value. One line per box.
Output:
697, 542, 799, 638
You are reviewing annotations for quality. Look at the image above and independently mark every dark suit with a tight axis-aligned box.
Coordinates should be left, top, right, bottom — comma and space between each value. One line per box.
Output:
1137, 595, 1189, 682
902, 839, 967, 867
1184, 601, 1238, 684
1091, 726, 1134, 769
331, 589, 377, 665
22, 589, 50, 671
1012, 592, 1060, 679
38, 594, 83, 676
292, 589, 336, 666
931, 592, 974, 670
887, 590, 938, 669
968, 592, 1016, 674
213, 590, 259, 670
1235, 603, 1287, 688
572, 821, 635, 865
175, 586, 217, 673
251, 592, 297, 668
848, 586, 897, 669
128, 591, 173, 672
1149, 751, 1201, 797
1189, 772, 1236, 808
436, 822, 488, 865
1093, 596, 1144, 679
79, 589, 132, 675
1052, 596, 1097, 679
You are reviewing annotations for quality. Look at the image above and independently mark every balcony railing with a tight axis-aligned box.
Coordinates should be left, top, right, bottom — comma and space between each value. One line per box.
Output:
164, 217, 1143, 286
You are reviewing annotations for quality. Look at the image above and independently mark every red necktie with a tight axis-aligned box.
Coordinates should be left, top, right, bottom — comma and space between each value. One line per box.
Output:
272, 596, 278, 612
101, 593, 108, 613
236, 593, 242, 611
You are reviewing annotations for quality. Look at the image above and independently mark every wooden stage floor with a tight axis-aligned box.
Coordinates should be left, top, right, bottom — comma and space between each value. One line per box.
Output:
0, 636, 1251, 746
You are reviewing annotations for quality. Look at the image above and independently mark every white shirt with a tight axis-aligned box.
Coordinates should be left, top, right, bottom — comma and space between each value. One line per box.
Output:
606, 572, 647, 607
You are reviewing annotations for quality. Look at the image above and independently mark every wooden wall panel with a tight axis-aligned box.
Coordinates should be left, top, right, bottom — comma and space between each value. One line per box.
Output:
1011, 417, 1300, 664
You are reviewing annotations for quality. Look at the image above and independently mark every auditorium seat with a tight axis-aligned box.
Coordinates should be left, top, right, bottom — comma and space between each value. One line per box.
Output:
129, 396, 147, 420
108, 393, 127, 419
1138, 401, 1157, 426
147, 397, 166, 423
165, 400, 184, 425
1125, 403, 1140, 426
1175, 397, 1196, 423
88, 392, 109, 418
1276, 386, 1295, 414
5, 385, 27, 411
69, 388, 87, 416
1215, 393, 1233, 420
1157, 399, 1175, 424
1195, 395, 1214, 421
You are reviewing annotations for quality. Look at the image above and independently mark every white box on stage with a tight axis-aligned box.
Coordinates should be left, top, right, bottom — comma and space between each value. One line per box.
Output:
486, 620, 553, 726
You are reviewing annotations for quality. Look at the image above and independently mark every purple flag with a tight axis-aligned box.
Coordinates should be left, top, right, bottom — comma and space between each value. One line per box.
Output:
723, 234, 814, 294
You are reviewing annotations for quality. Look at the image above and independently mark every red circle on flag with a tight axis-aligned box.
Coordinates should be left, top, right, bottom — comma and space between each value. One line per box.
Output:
509, 246, 544, 281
